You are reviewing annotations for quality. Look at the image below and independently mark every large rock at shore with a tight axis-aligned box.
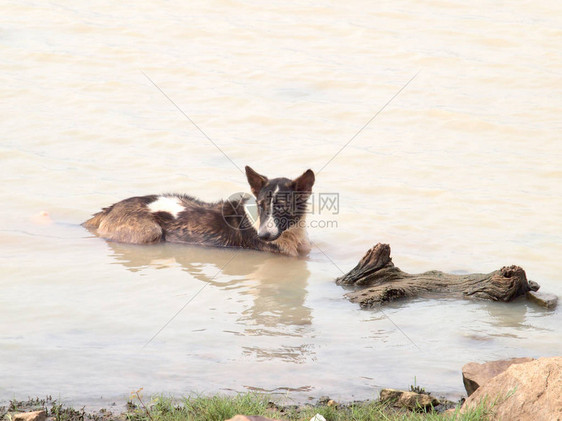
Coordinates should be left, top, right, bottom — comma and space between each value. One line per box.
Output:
13, 411, 46, 421
462, 356, 562, 421
462, 357, 534, 396
379, 388, 439, 410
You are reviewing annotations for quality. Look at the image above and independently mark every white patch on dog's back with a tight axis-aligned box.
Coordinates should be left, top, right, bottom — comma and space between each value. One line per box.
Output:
148, 196, 184, 218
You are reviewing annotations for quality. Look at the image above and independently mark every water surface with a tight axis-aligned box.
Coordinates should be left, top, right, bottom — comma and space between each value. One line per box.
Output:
1, 0, 561, 407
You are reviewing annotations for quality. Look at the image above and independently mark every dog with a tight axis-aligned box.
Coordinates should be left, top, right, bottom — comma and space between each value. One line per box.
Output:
83, 166, 315, 257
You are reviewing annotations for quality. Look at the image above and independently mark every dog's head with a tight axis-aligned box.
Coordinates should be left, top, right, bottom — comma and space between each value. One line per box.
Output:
245, 166, 315, 241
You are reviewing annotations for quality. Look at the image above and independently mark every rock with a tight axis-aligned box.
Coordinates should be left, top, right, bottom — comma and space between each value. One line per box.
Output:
528, 280, 540, 291
527, 291, 558, 309
462, 356, 562, 421
225, 416, 281, 421
462, 357, 535, 396
379, 388, 439, 410
317, 396, 337, 407
13, 411, 46, 421
316, 396, 331, 405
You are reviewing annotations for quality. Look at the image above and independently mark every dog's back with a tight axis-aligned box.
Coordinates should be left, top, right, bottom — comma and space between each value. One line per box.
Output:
84, 194, 246, 245
83, 195, 164, 244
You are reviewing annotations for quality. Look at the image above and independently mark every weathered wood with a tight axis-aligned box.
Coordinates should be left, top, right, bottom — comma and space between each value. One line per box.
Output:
526, 291, 558, 309
336, 243, 541, 308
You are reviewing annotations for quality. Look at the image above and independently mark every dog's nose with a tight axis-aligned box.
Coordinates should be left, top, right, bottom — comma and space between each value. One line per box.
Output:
258, 231, 272, 241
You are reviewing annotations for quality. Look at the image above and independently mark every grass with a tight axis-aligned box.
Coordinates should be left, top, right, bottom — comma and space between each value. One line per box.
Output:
1, 397, 89, 421
123, 392, 497, 421
409, 376, 428, 395
1, 392, 498, 421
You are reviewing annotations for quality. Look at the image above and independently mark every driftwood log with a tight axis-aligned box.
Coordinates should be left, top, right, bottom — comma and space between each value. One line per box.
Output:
336, 243, 541, 308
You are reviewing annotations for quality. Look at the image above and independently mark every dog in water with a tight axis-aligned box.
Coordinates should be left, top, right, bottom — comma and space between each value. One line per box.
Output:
83, 166, 315, 257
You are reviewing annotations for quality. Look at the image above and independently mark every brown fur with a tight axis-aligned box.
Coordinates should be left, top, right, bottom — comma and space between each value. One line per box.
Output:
272, 224, 310, 256
85, 195, 163, 244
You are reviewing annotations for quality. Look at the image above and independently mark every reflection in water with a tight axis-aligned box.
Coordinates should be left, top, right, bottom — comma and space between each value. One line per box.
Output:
478, 299, 552, 338
481, 299, 528, 330
104, 241, 314, 362
243, 385, 313, 394
242, 344, 316, 363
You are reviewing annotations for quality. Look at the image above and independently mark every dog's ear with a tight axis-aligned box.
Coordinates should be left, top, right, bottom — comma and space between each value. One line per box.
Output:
245, 166, 268, 197
291, 169, 315, 193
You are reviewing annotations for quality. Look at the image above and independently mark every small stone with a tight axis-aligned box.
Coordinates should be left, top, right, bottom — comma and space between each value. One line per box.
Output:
317, 396, 330, 405
327, 399, 337, 407
379, 388, 402, 402
462, 357, 534, 396
13, 411, 46, 421
379, 388, 438, 410
528, 280, 540, 291
527, 291, 558, 309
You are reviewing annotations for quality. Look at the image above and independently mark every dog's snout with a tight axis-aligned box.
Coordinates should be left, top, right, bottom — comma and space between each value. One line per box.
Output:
258, 231, 272, 241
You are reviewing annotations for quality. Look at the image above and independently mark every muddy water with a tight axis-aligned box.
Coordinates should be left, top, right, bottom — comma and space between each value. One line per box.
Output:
1, 0, 561, 406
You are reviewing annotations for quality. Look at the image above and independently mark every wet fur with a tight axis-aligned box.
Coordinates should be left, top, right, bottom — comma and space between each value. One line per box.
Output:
83, 167, 315, 257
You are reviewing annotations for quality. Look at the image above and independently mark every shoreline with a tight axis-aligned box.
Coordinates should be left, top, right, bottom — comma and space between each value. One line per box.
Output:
1, 390, 464, 421
0, 389, 466, 415
7, 356, 560, 421
0, 381, 468, 410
